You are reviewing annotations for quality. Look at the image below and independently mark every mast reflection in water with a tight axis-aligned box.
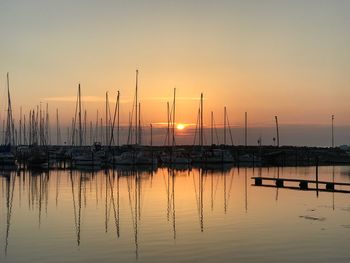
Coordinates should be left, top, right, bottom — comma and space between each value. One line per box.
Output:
1, 166, 350, 262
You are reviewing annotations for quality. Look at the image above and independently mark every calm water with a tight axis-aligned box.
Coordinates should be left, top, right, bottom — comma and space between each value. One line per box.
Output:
1, 166, 350, 262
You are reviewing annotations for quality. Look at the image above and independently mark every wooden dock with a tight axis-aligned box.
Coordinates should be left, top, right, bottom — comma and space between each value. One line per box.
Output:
251, 176, 350, 193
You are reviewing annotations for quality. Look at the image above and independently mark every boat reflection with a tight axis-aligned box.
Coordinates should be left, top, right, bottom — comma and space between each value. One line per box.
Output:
0, 166, 346, 260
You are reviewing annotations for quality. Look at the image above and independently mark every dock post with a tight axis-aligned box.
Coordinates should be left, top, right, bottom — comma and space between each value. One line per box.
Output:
254, 177, 262, 186
276, 178, 284, 187
326, 183, 334, 190
299, 180, 308, 190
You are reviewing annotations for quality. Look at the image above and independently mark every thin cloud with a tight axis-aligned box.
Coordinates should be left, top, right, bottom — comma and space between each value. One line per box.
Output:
143, 96, 201, 102
41, 96, 200, 103
41, 96, 131, 103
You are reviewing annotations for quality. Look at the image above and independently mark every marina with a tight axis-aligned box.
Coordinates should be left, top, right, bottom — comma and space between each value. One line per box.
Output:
7, 144, 350, 170
2, 1, 350, 262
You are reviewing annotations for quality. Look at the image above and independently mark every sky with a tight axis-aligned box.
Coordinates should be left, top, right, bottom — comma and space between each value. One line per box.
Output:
0, 0, 350, 145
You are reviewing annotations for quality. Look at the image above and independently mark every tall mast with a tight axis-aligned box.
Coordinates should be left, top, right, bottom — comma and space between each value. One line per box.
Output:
211, 111, 213, 145
109, 90, 120, 147
105, 92, 109, 146
127, 111, 131, 144
23, 114, 27, 145
84, 110, 87, 146
39, 103, 42, 145
95, 110, 99, 143
117, 91, 120, 146
138, 102, 141, 145
56, 108, 59, 145
100, 117, 103, 143
275, 115, 280, 147
78, 84, 82, 146
172, 88, 176, 148
19, 107, 22, 145
331, 115, 334, 148
5, 72, 14, 145
28, 110, 31, 145
30, 110, 33, 144
89, 121, 93, 145
71, 117, 75, 146
167, 102, 170, 147
36, 106, 39, 144
245, 112, 248, 147
31, 110, 34, 145
67, 127, 70, 145
46, 103, 49, 145
135, 70, 139, 145
224, 106, 227, 146
28, 111, 30, 145
200, 93, 203, 147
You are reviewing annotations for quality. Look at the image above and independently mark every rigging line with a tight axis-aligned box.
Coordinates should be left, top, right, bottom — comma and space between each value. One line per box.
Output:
127, 92, 137, 144
71, 87, 79, 146
226, 113, 234, 146
194, 100, 202, 146
213, 118, 220, 145
109, 91, 119, 147
192, 108, 200, 146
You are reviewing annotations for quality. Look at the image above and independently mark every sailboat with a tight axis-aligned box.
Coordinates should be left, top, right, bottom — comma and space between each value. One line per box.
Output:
160, 88, 191, 166
0, 73, 17, 168
71, 84, 102, 169
191, 95, 234, 165
112, 70, 157, 167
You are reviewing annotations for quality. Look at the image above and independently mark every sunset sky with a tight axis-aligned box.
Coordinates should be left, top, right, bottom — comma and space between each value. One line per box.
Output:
1, 0, 350, 145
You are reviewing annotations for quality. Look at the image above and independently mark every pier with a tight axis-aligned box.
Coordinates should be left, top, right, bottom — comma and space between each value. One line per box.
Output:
252, 176, 350, 193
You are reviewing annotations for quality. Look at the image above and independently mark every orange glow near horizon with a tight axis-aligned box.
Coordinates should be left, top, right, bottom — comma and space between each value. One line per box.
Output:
176, 123, 185, 130
2, 1, 350, 129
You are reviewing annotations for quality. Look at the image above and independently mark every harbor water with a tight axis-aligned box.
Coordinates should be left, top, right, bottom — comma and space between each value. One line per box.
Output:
1, 166, 350, 262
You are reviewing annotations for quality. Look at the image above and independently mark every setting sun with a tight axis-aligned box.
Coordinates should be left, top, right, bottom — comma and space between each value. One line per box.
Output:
176, 123, 185, 130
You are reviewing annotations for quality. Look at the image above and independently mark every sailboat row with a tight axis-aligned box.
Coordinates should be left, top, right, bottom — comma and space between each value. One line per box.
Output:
0, 71, 260, 170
